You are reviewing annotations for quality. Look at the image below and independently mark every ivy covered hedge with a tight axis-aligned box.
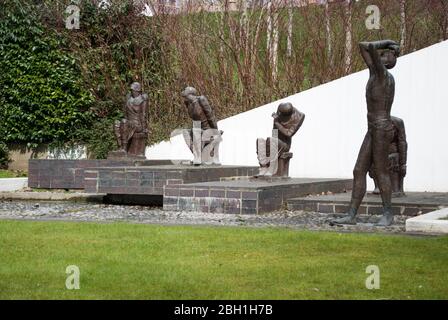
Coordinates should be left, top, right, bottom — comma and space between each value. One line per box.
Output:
0, 0, 94, 149
0, 0, 181, 160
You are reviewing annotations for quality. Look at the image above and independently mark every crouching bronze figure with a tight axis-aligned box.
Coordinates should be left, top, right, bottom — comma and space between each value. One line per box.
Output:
109, 82, 148, 159
181, 87, 223, 165
256, 103, 305, 177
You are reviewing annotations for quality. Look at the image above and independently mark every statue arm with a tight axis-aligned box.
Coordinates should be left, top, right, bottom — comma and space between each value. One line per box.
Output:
199, 96, 218, 129
275, 112, 305, 138
359, 40, 399, 75
396, 118, 408, 168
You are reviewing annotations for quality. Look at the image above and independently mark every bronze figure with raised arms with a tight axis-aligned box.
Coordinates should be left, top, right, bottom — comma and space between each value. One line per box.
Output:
332, 40, 400, 226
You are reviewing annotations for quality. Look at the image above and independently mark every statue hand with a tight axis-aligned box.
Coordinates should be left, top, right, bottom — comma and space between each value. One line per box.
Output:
400, 165, 407, 177
390, 44, 400, 56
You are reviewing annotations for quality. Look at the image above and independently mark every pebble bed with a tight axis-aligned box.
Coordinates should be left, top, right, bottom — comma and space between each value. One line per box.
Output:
0, 199, 408, 234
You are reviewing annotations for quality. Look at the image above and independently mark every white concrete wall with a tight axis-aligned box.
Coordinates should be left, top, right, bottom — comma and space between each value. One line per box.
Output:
146, 40, 448, 192
0, 178, 28, 192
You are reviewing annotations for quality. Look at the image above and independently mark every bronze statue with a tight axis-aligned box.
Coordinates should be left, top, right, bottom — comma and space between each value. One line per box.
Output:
256, 103, 305, 177
181, 87, 222, 165
332, 40, 400, 227
369, 116, 407, 196
109, 82, 148, 159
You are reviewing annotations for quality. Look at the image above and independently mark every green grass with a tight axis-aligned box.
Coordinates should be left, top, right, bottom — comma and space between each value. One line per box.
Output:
0, 170, 27, 178
0, 220, 447, 300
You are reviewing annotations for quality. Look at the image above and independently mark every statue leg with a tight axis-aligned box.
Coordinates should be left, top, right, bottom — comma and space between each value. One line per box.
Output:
274, 140, 289, 177
369, 166, 380, 194
192, 127, 202, 165
332, 132, 372, 225
399, 175, 405, 194
121, 119, 129, 153
388, 153, 401, 195
183, 129, 194, 154
372, 128, 395, 226
114, 120, 124, 151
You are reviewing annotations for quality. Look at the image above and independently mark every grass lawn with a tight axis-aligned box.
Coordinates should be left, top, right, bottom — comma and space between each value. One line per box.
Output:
0, 170, 27, 178
0, 220, 447, 300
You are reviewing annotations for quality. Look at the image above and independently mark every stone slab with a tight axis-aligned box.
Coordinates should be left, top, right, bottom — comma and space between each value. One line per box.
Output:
0, 191, 103, 202
287, 192, 448, 216
163, 177, 353, 214
406, 208, 448, 234
28, 159, 175, 189
85, 165, 259, 196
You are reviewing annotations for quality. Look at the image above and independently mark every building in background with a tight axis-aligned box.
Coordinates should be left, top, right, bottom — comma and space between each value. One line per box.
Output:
144, 0, 337, 15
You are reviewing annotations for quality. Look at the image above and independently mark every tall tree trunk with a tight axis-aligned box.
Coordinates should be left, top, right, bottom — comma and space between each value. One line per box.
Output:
287, 1, 293, 58
218, 3, 228, 81
267, 1, 272, 56
272, 10, 279, 82
325, 0, 332, 64
444, 0, 448, 40
344, 0, 352, 74
266, 1, 278, 82
400, 0, 406, 51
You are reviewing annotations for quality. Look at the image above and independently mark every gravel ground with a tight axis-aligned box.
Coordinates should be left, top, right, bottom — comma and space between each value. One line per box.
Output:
0, 200, 408, 234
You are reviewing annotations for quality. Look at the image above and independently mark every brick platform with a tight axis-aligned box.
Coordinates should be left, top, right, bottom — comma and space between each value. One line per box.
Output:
84, 165, 259, 196
163, 178, 353, 214
287, 192, 448, 216
28, 159, 174, 189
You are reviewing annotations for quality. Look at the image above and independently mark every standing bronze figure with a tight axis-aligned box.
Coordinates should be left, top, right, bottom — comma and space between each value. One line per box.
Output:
332, 40, 400, 226
181, 87, 222, 165
369, 116, 407, 196
256, 103, 305, 177
109, 82, 148, 159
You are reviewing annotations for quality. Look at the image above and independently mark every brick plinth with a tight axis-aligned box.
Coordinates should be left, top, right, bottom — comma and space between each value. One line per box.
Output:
28, 159, 174, 189
163, 178, 353, 214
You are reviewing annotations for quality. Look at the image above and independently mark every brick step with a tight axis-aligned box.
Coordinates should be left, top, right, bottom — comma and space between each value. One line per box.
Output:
287, 192, 448, 216
84, 165, 258, 195
28, 159, 176, 189
163, 178, 353, 214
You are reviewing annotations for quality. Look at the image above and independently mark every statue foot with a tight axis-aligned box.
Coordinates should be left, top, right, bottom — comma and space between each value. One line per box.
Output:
330, 215, 357, 225
330, 208, 357, 225
257, 166, 269, 177
376, 213, 394, 227
392, 192, 406, 198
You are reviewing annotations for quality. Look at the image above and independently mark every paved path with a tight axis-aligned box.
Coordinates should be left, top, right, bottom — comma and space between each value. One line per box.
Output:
0, 200, 408, 234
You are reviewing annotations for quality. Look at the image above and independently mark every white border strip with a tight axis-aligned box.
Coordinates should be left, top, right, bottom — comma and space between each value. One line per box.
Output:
406, 208, 448, 234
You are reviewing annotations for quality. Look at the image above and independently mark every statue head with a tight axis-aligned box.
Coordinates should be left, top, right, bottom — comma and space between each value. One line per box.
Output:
276, 102, 294, 121
130, 82, 142, 97
181, 86, 198, 102
381, 47, 399, 69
